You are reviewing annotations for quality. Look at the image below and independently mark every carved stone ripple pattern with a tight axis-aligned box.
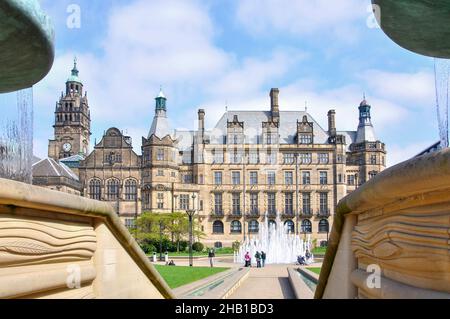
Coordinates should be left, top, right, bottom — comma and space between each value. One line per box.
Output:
352, 207, 450, 293
0, 215, 96, 267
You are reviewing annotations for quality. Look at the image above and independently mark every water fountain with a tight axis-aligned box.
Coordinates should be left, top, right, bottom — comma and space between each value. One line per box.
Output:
234, 216, 314, 265
0, 0, 54, 182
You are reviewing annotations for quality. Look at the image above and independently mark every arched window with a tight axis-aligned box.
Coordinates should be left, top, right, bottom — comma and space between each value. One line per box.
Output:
268, 220, 276, 230
284, 220, 295, 234
231, 221, 242, 233
213, 221, 224, 234
106, 179, 120, 201
89, 179, 101, 200
214, 242, 223, 249
319, 219, 329, 233
249, 220, 259, 233
301, 219, 312, 234
125, 179, 137, 201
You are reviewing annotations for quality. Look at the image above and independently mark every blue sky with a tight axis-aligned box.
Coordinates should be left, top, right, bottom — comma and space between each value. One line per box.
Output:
33, 0, 438, 166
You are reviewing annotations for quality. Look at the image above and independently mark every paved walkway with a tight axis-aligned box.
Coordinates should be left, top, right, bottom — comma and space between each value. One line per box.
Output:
228, 265, 295, 299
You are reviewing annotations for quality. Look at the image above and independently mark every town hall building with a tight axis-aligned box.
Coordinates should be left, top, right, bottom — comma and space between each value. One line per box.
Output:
38, 61, 387, 248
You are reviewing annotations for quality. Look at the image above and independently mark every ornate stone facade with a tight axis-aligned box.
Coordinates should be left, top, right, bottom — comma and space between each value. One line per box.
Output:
45, 63, 387, 248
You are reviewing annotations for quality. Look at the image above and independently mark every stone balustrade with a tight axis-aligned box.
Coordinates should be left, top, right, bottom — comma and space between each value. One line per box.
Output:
0, 178, 174, 299
316, 149, 450, 299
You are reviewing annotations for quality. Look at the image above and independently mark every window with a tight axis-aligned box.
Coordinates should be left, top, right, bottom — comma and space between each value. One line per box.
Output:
266, 151, 277, 165
302, 171, 311, 185
319, 219, 330, 233
214, 242, 223, 249
213, 221, 224, 234
283, 153, 295, 165
157, 193, 164, 209
183, 174, 193, 184
214, 172, 223, 185
157, 169, 164, 177
250, 193, 258, 215
232, 171, 241, 185
125, 219, 135, 228
250, 171, 258, 185
232, 193, 241, 215
299, 134, 312, 144
347, 175, 355, 186
267, 171, 276, 185
106, 179, 120, 201
320, 171, 328, 185
369, 171, 378, 180
124, 180, 137, 201
230, 149, 243, 164
371, 155, 377, 165
338, 174, 343, 184
157, 149, 164, 161
284, 220, 295, 234
285, 171, 293, 185
318, 153, 329, 164
179, 194, 190, 210
231, 221, 242, 233
302, 193, 311, 215
299, 153, 312, 164
266, 133, 277, 145
213, 150, 224, 164
301, 220, 312, 233
214, 193, 223, 215
268, 220, 277, 229
248, 220, 259, 233
248, 150, 259, 164
320, 193, 329, 215
285, 193, 294, 215
268, 193, 276, 215
89, 179, 101, 200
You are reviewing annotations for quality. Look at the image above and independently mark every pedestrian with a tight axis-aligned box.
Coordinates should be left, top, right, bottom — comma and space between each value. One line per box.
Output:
208, 248, 216, 268
244, 252, 251, 267
261, 251, 266, 267
255, 251, 261, 268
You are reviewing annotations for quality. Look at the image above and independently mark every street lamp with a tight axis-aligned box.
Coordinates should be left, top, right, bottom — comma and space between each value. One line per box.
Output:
159, 220, 164, 262
186, 194, 197, 267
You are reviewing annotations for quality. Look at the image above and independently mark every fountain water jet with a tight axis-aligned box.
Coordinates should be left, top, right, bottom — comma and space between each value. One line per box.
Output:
234, 215, 314, 265
434, 58, 450, 149
0, 88, 34, 183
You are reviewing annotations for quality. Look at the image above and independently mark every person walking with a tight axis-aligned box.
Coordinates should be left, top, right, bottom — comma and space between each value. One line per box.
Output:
255, 251, 261, 268
208, 249, 216, 268
261, 251, 266, 268
244, 252, 251, 267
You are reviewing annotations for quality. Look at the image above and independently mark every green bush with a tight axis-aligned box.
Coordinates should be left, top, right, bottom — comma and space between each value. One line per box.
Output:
142, 243, 157, 254
192, 242, 204, 252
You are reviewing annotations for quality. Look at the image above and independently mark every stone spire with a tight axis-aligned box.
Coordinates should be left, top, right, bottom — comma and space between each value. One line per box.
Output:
355, 98, 377, 143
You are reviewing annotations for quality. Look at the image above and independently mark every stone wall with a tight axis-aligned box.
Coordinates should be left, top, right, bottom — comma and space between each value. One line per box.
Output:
0, 178, 174, 299
316, 149, 450, 299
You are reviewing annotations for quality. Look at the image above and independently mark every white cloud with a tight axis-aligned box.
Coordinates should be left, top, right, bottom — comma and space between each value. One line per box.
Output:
236, 0, 367, 41
362, 70, 435, 107
387, 141, 434, 167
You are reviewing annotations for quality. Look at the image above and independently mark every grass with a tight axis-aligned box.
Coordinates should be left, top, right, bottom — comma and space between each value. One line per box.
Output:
154, 265, 229, 289
307, 267, 322, 275
153, 248, 235, 258
312, 247, 328, 254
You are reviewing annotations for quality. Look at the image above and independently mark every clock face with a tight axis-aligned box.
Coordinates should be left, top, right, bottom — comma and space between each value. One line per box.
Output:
62, 143, 72, 152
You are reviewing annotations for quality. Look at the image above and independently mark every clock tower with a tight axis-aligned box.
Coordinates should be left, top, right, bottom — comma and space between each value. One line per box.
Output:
48, 59, 91, 160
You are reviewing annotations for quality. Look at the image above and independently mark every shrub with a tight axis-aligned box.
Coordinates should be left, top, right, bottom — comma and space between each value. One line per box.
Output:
192, 242, 204, 252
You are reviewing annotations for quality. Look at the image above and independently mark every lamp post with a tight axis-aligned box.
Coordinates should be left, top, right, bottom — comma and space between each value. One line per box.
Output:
159, 220, 164, 262
186, 194, 197, 267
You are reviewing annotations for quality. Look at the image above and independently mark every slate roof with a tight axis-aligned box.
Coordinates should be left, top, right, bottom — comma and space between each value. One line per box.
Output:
32, 158, 79, 181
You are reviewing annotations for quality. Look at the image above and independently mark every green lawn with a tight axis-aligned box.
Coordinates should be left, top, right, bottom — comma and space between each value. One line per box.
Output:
312, 247, 328, 254
154, 265, 229, 289
152, 248, 235, 258
307, 267, 322, 275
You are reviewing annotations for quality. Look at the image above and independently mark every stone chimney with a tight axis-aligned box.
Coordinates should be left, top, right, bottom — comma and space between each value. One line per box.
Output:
198, 109, 205, 141
270, 88, 280, 122
328, 110, 336, 137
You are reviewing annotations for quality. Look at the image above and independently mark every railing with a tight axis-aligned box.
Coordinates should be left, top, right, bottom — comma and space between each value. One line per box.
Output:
211, 211, 225, 218
300, 210, 313, 218
282, 211, 295, 219
317, 209, 330, 218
